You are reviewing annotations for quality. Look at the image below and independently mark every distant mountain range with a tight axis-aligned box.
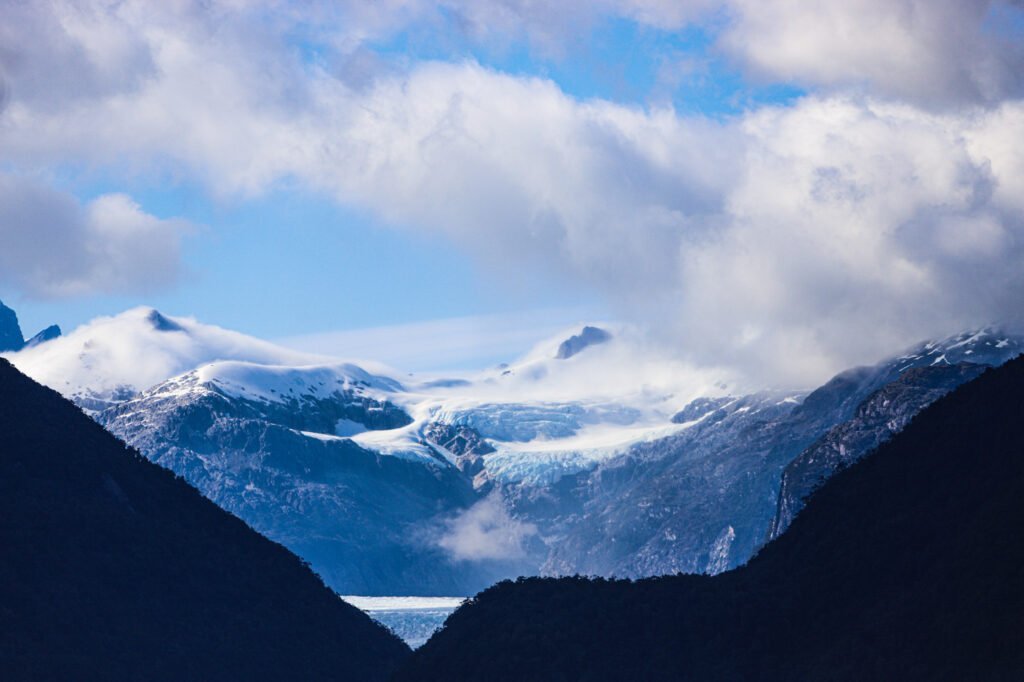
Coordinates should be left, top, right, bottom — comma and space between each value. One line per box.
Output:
4, 302, 1022, 595
399, 354, 1024, 680
0, 357, 408, 679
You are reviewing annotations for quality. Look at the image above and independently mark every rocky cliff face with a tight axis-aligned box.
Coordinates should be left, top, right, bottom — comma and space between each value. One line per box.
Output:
422, 421, 495, 482
24, 323, 61, 347
769, 362, 987, 541
555, 325, 611, 359
0, 300, 23, 352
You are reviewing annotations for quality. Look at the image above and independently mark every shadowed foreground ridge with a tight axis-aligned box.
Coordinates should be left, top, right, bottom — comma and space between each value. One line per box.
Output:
0, 359, 409, 680
401, 355, 1024, 681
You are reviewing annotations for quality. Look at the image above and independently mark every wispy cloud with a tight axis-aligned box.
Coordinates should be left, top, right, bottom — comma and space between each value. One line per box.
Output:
435, 493, 538, 562
278, 308, 593, 372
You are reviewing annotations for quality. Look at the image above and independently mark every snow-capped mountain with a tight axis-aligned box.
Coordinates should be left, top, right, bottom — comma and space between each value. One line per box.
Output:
7, 307, 320, 412
398, 355, 1024, 681
532, 328, 1023, 579
98, 362, 492, 595
6, 305, 1021, 594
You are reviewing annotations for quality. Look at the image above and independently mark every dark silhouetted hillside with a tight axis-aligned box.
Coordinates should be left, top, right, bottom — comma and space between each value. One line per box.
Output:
399, 355, 1024, 681
0, 359, 408, 680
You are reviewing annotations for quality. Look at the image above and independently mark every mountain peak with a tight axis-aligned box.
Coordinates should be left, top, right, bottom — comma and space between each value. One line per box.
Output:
555, 326, 611, 360
146, 309, 185, 333
24, 324, 61, 348
0, 299, 24, 352
7, 307, 320, 412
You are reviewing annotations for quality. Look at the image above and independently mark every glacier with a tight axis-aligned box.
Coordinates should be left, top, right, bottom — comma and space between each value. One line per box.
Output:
341, 596, 465, 649
5, 306, 1021, 595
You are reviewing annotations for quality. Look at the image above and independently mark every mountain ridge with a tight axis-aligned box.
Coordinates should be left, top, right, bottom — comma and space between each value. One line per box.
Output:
398, 353, 1024, 680
6, 302, 1022, 595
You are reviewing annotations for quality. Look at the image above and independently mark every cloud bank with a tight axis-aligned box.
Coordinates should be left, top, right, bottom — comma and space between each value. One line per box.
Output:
2, 1, 1023, 384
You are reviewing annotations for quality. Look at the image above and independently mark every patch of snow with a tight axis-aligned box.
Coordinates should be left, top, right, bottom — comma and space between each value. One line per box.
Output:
349, 423, 439, 464
947, 330, 986, 350
299, 430, 347, 443
195, 360, 404, 404
705, 525, 736, 575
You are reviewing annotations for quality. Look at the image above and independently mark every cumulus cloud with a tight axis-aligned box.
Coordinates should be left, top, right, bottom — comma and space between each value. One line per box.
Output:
671, 98, 1024, 381
0, 176, 190, 298
719, 0, 1024, 107
436, 494, 538, 562
2, 1, 1023, 383
327, 81, 1024, 383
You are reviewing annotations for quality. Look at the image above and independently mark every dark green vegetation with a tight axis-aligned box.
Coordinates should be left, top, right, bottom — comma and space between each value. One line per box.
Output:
401, 355, 1024, 681
0, 359, 409, 680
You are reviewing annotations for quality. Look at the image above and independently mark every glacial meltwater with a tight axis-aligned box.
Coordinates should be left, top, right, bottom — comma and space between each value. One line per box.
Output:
342, 596, 466, 649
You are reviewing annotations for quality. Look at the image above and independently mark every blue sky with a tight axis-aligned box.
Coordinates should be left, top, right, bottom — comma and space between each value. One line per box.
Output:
10, 5, 795, 348
2, 1, 1023, 380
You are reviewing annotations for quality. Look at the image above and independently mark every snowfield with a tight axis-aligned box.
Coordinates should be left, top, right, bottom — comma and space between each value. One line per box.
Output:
5, 306, 744, 486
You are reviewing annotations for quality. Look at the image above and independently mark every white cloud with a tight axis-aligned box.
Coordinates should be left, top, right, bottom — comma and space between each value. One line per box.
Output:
668, 97, 1024, 382
5, 306, 319, 402
0, 176, 191, 298
719, 0, 1024, 106
309, 72, 1024, 383
436, 493, 537, 562
2, 1, 1023, 384
437, 0, 1024, 107
324, 0, 1024, 107
0, 0, 156, 113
